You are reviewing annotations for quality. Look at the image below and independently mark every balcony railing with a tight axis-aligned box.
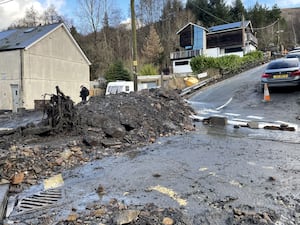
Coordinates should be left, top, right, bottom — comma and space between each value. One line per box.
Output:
170, 49, 203, 60
247, 33, 258, 46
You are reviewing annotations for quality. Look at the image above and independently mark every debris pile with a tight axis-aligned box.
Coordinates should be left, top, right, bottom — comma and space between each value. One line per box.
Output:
77, 88, 195, 146
0, 88, 195, 192
0, 88, 196, 224
45, 86, 80, 132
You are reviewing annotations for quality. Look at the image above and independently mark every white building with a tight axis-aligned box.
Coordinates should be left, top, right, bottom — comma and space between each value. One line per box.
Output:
0, 23, 91, 112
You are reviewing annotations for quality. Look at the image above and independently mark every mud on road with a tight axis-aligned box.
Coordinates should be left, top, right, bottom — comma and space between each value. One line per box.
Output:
1, 87, 300, 225
1, 88, 196, 224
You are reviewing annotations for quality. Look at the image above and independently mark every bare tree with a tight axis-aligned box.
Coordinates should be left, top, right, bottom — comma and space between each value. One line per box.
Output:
14, 6, 40, 27
42, 4, 63, 24
141, 25, 164, 64
136, 0, 164, 25
76, 0, 105, 34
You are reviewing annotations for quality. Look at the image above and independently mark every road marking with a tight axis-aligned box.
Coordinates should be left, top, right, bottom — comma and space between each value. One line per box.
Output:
44, 174, 64, 190
149, 185, 187, 206
247, 115, 264, 120
216, 97, 233, 110
262, 166, 274, 170
225, 113, 240, 117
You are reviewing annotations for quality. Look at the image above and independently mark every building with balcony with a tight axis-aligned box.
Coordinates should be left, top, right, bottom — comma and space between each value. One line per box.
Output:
171, 20, 258, 74
171, 22, 207, 74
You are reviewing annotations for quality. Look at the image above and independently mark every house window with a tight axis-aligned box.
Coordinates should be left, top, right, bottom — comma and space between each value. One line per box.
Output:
175, 61, 189, 66
225, 47, 243, 53
180, 26, 193, 48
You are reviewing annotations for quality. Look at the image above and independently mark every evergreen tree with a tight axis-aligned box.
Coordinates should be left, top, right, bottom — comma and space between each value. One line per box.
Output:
230, 0, 246, 22
208, 0, 230, 26
104, 61, 131, 82
186, 0, 210, 26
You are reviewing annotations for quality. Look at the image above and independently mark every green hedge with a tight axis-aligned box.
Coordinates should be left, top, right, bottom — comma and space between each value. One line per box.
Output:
139, 64, 159, 75
190, 51, 264, 74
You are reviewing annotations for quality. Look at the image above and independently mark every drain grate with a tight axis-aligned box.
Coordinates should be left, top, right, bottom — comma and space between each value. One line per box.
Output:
16, 188, 62, 213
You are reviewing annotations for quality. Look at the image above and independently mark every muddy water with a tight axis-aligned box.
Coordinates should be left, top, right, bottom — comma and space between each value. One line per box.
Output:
8, 125, 300, 224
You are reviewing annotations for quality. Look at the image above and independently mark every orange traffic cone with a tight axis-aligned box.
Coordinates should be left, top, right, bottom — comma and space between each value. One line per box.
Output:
263, 83, 271, 102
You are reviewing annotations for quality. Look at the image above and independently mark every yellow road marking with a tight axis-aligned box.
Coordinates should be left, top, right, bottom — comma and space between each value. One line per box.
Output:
149, 185, 187, 206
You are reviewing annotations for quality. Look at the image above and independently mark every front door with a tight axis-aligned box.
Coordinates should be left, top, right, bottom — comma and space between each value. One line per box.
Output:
10, 84, 19, 112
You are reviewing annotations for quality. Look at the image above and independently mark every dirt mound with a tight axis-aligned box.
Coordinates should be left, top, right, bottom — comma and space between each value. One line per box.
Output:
0, 88, 195, 192
76, 88, 195, 145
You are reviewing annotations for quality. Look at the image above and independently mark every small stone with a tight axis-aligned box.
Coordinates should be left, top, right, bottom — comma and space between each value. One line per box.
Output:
115, 210, 140, 225
267, 176, 276, 182
162, 217, 174, 225
96, 185, 105, 195
11, 172, 25, 185
67, 213, 78, 222
92, 208, 106, 217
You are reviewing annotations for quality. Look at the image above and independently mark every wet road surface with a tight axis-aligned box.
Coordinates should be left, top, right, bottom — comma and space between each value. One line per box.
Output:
7, 125, 300, 224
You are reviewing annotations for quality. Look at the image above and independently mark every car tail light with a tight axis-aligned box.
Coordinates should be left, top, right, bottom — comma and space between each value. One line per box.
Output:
291, 70, 300, 76
262, 73, 271, 78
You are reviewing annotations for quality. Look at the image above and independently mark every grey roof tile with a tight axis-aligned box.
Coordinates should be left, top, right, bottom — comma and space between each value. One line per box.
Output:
0, 23, 61, 51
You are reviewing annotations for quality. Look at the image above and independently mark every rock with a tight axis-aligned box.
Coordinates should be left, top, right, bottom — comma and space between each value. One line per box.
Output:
22, 126, 52, 136
67, 213, 78, 221
82, 136, 101, 146
60, 149, 73, 160
11, 172, 25, 185
247, 121, 259, 129
102, 120, 126, 138
92, 208, 106, 217
203, 116, 227, 126
162, 217, 174, 225
115, 209, 140, 225
96, 185, 105, 195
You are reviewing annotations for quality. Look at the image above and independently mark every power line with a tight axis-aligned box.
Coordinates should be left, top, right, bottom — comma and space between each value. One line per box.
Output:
0, 0, 13, 5
188, 1, 230, 24
252, 19, 279, 30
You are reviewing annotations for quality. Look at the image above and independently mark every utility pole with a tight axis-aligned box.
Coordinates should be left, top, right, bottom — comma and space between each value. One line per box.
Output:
130, 0, 138, 92
242, 14, 245, 54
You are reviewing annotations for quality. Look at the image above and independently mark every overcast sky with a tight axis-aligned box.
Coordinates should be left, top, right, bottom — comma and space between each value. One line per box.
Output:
0, 0, 299, 31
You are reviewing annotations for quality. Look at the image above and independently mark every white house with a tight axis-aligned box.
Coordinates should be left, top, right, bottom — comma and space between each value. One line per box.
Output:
0, 23, 91, 112
171, 21, 258, 74
206, 20, 258, 57
170, 22, 207, 74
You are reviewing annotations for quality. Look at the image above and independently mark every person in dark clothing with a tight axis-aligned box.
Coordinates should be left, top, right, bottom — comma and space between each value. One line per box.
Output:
80, 85, 89, 103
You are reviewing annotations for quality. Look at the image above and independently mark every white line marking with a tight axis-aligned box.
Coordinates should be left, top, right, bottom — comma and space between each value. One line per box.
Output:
247, 115, 264, 120
225, 113, 240, 117
216, 97, 233, 110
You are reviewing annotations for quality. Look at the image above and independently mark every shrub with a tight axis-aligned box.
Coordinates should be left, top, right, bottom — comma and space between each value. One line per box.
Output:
190, 56, 216, 73
139, 64, 159, 75
104, 61, 131, 82
191, 51, 265, 75
217, 55, 242, 72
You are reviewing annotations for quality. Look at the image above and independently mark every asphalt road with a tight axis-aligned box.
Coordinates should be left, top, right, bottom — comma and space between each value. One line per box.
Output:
6, 65, 300, 224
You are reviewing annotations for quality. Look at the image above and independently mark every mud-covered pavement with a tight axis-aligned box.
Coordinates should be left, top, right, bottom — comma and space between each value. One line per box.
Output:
0, 88, 196, 224
1, 86, 300, 224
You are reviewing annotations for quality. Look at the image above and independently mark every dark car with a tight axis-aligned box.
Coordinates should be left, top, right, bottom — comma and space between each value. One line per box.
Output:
261, 58, 300, 89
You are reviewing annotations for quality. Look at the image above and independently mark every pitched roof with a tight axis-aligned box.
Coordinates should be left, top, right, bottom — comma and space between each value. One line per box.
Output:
0, 23, 61, 51
0, 23, 91, 65
176, 22, 208, 35
208, 20, 252, 33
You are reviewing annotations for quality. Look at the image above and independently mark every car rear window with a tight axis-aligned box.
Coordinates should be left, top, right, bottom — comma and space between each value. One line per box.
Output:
286, 54, 300, 59
267, 60, 298, 69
